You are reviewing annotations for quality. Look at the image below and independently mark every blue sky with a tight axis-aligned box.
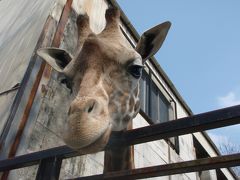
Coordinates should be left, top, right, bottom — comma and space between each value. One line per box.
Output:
117, 0, 240, 148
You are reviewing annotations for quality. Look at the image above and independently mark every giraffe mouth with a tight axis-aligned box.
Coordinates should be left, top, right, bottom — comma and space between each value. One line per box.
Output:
76, 124, 112, 153
63, 113, 112, 153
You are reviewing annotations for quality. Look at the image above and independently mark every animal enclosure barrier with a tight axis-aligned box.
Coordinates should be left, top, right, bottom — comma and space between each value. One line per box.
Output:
0, 106, 240, 179
0, 0, 239, 179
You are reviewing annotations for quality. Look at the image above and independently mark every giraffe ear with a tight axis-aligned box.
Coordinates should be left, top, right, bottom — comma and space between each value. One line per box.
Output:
136, 21, 171, 63
37, 47, 72, 72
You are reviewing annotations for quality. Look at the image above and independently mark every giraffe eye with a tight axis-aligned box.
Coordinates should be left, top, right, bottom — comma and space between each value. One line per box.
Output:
58, 73, 73, 93
127, 65, 143, 79
60, 78, 72, 91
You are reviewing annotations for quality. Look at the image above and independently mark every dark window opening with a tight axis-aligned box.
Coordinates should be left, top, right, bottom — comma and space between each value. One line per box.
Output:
140, 70, 150, 115
140, 69, 179, 154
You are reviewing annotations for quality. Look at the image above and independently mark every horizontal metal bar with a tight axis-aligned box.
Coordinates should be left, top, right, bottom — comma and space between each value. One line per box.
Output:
107, 104, 240, 147
0, 146, 74, 172
73, 153, 240, 180
0, 105, 240, 171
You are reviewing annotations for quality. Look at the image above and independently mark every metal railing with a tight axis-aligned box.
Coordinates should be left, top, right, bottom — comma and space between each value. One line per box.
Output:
0, 105, 240, 179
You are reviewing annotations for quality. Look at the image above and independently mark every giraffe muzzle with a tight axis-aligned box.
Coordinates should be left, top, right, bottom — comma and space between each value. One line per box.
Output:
63, 98, 111, 151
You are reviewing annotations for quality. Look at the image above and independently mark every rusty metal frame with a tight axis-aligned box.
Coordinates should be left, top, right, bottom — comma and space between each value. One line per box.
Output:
74, 153, 240, 179
108, 105, 240, 147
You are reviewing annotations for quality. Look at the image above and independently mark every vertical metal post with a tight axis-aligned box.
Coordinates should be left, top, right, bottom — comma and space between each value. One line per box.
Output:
36, 157, 62, 180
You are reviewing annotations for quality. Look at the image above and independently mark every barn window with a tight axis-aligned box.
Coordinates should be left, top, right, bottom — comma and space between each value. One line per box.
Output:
140, 70, 150, 115
140, 69, 173, 124
140, 68, 179, 154
149, 81, 171, 123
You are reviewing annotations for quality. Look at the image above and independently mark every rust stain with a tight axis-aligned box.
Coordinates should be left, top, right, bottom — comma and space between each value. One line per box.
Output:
52, 0, 73, 48
41, 84, 47, 96
43, 64, 52, 78
43, 0, 74, 80
8, 62, 46, 159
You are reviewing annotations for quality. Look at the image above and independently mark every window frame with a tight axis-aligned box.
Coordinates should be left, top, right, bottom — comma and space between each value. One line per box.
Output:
140, 66, 180, 154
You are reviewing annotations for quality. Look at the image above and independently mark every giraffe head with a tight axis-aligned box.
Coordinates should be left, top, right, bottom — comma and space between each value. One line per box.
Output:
37, 8, 170, 152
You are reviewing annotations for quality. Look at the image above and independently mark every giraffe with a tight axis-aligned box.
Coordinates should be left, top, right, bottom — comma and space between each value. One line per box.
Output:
37, 7, 170, 172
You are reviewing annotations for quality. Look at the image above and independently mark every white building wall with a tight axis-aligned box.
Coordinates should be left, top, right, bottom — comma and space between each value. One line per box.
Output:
133, 114, 197, 180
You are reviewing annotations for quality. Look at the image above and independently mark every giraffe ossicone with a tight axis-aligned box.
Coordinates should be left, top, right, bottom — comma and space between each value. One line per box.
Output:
37, 7, 171, 153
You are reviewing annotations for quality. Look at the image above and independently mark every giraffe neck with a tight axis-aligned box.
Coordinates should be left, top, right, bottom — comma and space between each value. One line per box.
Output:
103, 122, 134, 172
104, 145, 134, 172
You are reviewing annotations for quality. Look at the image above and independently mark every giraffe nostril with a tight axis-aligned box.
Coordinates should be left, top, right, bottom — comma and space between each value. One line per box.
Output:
69, 99, 98, 115
88, 102, 95, 113
68, 107, 71, 115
